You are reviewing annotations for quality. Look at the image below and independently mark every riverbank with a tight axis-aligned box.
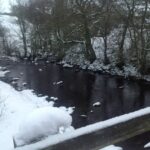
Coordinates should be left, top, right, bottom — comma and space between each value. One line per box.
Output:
1, 55, 150, 83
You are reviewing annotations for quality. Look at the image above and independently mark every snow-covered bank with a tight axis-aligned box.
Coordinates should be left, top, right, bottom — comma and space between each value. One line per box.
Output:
58, 52, 150, 81
0, 81, 73, 150
60, 59, 150, 82
57, 35, 150, 82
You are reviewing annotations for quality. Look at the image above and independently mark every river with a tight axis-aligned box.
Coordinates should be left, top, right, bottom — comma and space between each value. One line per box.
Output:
0, 59, 150, 150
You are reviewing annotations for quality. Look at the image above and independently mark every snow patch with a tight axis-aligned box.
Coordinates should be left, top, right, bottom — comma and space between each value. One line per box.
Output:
0, 81, 73, 150
93, 102, 101, 107
53, 81, 63, 85
144, 142, 150, 148
14, 107, 72, 146
50, 97, 58, 101
0, 67, 10, 77
100, 145, 123, 150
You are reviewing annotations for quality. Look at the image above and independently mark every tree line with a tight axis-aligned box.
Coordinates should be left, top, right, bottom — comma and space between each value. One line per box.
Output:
0, 0, 150, 73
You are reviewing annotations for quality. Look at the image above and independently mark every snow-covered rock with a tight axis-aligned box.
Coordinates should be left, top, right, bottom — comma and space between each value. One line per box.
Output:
38, 68, 43, 72
0, 69, 10, 77
22, 82, 27, 86
53, 81, 63, 85
100, 145, 123, 150
11, 81, 17, 85
12, 77, 20, 81
35, 62, 38, 66
63, 63, 73, 68
93, 102, 101, 107
20, 72, 24, 76
50, 97, 58, 101
80, 114, 87, 118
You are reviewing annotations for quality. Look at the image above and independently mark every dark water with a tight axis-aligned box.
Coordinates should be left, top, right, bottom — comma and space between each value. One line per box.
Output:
1, 60, 150, 150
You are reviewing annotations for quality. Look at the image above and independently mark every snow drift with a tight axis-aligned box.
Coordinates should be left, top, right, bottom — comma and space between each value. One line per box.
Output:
14, 107, 72, 147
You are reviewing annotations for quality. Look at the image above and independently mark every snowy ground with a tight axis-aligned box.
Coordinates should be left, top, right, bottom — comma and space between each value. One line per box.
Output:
0, 80, 53, 150
0, 72, 74, 150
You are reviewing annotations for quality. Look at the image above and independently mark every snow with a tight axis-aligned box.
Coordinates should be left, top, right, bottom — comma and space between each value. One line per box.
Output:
38, 68, 43, 72
34, 62, 38, 66
80, 114, 87, 118
0, 66, 10, 77
7, 56, 19, 62
100, 145, 123, 150
11, 80, 17, 85
53, 81, 63, 85
16, 107, 150, 150
0, 80, 73, 150
63, 63, 73, 68
59, 106, 75, 115
144, 142, 150, 148
22, 82, 27, 86
12, 78, 20, 81
20, 72, 24, 75
93, 102, 101, 107
50, 97, 58, 101
14, 107, 72, 147
0, 70, 10, 77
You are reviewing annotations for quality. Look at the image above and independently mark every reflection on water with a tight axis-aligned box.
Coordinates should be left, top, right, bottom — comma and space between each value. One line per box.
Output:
3, 61, 150, 150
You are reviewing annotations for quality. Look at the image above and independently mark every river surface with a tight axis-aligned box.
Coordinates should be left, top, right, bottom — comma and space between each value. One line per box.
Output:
1, 59, 150, 150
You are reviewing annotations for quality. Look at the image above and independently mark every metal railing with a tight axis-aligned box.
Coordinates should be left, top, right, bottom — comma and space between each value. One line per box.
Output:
16, 107, 150, 150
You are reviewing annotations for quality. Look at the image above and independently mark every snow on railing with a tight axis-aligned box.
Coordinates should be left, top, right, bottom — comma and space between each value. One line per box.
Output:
16, 107, 150, 150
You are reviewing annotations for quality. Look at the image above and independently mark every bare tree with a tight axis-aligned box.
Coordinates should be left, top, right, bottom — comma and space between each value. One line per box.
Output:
138, 0, 149, 73
73, 0, 96, 62
100, 0, 114, 64
11, 0, 29, 58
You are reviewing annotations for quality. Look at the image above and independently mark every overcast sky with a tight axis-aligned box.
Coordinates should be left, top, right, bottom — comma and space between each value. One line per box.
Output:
1, 0, 15, 12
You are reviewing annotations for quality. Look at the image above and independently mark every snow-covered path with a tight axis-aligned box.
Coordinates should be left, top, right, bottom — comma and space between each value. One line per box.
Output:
0, 81, 54, 150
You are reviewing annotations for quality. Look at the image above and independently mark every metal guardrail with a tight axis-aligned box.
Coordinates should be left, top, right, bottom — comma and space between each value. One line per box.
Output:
16, 108, 150, 150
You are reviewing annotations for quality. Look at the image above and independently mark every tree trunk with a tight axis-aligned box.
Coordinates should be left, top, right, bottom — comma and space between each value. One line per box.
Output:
117, 23, 128, 68
103, 35, 109, 65
22, 33, 27, 57
138, 0, 148, 74
83, 15, 96, 63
